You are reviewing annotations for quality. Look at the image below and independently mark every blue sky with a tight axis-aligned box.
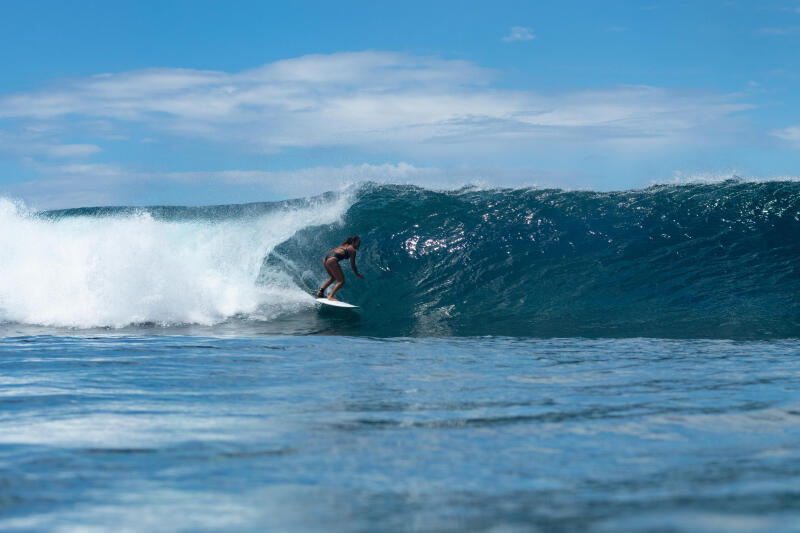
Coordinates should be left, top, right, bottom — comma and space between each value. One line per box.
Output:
1, 0, 799, 207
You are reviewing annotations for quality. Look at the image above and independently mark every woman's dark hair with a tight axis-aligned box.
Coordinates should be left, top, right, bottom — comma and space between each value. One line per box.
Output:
341, 235, 361, 246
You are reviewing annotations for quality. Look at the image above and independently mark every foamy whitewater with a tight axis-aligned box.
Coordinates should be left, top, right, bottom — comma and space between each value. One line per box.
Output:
1, 181, 799, 532
0, 194, 350, 328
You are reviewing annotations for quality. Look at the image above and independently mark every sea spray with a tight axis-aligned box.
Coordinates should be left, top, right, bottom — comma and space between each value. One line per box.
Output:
0, 194, 351, 328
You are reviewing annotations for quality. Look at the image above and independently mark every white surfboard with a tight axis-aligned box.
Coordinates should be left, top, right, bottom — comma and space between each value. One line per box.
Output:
315, 297, 358, 309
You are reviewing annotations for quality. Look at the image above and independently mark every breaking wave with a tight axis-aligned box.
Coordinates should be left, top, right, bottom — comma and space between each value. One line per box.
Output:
2, 180, 799, 338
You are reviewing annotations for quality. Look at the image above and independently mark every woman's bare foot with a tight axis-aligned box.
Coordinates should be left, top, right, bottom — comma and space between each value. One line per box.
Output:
327, 296, 339, 302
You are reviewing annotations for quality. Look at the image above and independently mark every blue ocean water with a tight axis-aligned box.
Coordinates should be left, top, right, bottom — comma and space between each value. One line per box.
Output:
1, 181, 799, 531
1, 336, 799, 532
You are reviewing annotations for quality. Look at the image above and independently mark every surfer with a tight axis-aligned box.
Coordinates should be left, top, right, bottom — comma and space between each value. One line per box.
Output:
316, 236, 365, 301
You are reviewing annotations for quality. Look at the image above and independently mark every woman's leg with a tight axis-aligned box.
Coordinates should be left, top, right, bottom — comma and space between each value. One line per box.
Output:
316, 281, 330, 298
326, 260, 345, 301
317, 260, 336, 297
317, 259, 342, 298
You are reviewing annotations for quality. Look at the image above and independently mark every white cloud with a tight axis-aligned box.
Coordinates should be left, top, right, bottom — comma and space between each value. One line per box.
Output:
502, 26, 535, 42
771, 125, 800, 144
0, 129, 102, 159
45, 144, 102, 158
48, 162, 124, 178
2, 161, 583, 209
29, 161, 478, 194
0, 52, 753, 162
156, 163, 543, 197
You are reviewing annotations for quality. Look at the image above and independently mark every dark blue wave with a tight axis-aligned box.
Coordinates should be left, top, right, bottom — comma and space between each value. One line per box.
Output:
278, 180, 800, 338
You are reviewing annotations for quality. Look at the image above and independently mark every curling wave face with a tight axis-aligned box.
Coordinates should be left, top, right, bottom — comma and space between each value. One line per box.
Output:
1, 180, 799, 338
278, 180, 800, 338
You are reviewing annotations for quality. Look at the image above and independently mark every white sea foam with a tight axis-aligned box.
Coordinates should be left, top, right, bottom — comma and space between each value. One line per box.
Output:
655, 171, 800, 187
0, 195, 351, 328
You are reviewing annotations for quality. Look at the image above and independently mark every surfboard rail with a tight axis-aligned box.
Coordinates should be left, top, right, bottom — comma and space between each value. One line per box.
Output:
315, 297, 358, 308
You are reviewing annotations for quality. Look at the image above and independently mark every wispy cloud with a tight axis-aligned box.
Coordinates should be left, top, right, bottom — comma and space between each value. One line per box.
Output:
0, 129, 102, 159
44, 144, 102, 158
502, 26, 535, 42
779, 2, 800, 14
2, 161, 585, 209
771, 125, 800, 145
0, 51, 762, 208
0, 52, 752, 162
754, 26, 800, 35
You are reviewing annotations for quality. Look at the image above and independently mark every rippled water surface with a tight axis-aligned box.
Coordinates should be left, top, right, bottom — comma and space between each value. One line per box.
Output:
1, 335, 799, 532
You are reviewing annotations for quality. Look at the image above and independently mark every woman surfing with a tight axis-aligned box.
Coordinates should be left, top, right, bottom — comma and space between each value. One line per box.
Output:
316, 236, 364, 301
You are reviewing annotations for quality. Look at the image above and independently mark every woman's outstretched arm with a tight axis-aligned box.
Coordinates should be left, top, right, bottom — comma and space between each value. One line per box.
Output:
350, 250, 364, 279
